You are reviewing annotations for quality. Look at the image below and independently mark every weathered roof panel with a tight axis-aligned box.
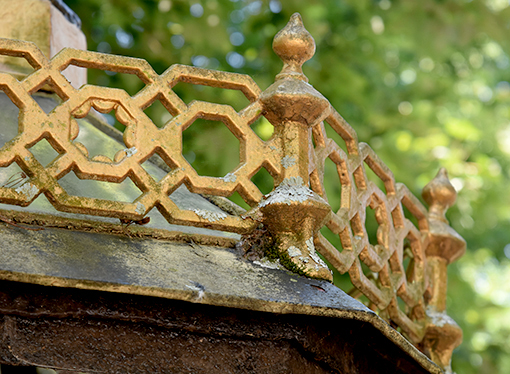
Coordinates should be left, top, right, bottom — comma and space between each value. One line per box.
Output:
0, 11, 465, 371
0, 222, 441, 373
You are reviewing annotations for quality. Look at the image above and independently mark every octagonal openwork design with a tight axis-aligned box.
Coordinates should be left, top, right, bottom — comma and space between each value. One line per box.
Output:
0, 14, 466, 368
0, 38, 281, 232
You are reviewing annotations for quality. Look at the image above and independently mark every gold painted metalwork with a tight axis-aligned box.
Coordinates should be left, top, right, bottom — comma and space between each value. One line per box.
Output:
420, 168, 465, 373
0, 12, 465, 371
0, 0, 87, 87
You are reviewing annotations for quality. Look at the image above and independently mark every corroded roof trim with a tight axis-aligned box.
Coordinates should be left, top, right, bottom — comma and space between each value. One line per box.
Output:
0, 223, 441, 374
0, 208, 239, 247
0, 12, 464, 370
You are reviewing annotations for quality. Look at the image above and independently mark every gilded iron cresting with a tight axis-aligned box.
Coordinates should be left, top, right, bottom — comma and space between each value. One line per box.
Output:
0, 13, 465, 372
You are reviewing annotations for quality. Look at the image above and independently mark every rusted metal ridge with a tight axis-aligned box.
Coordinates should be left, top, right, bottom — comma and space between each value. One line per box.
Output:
0, 12, 465, 372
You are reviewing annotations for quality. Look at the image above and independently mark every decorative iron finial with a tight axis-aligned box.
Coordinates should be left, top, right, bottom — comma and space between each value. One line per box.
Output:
256, 13, 332, 281
421, 168, 465, 372
422, 168, 456, 223
273, 13, 315, 82
260, 13, 329, 127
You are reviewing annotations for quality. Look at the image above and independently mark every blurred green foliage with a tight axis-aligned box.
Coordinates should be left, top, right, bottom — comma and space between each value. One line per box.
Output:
64, 0, 510, 372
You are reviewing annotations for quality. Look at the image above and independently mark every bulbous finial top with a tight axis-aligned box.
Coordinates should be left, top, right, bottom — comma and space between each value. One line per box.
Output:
422, 168, 457, 223
272, 13, 316, 82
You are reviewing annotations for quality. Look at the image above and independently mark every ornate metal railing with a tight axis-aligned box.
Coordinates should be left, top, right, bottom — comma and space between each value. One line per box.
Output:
0, 13, 465, 372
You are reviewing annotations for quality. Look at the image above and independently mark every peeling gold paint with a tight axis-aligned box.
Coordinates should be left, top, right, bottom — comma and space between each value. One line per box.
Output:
0, 12, 465, 371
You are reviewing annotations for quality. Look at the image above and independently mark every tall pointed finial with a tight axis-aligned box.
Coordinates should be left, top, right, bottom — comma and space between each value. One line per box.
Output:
421, 167, 465, 372
272, 13, 315, 82
422, 168, 456, 223
256, 13, 332, 281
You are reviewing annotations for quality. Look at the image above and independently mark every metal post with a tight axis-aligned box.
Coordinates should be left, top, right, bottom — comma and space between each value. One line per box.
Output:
257, 14, 333, 281
421, 168, 465, 372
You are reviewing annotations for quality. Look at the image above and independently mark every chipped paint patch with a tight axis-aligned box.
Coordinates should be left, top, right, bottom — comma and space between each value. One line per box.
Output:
135, 202, 145, 214
260, 177, 314, 207
281, 155, 296, 168
186, 281, 205, 301
306, 237, 315, 252
15, 183, 38, 200
310, 250, 328, 269
426, 307, 457, 328
287, 246, 302, 258
222, 173, 236, 183
194, 209, 228, 222
125, 147, 138, 157
253, 257, 284, 270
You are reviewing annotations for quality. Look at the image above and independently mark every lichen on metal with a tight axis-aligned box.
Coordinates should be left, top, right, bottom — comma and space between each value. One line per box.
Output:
0, 12, 465, 372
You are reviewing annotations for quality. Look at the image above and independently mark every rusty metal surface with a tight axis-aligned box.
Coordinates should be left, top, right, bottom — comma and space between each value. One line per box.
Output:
0, 12, 465, 370
0, 222, 382, 316
418, 169, 465, 373
0, 280, 440, 374
0, 223, 441, 373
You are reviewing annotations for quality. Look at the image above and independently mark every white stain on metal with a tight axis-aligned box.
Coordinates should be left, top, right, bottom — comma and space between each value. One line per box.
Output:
222, 173, 236, 183
253, 257, 284, 270
135, 202, 145, 214
186, 281, 205, 301
260, 177, 316, 207
125, 147, 138, 158
281, 155, 296, 168
15, 183, 38, 200
287, 246, 302, 258
194, 209, 228, 222
309, 249, 328, 269
426, 307, 457, 328
306, 236, 329, 270
306, 237, 315, 253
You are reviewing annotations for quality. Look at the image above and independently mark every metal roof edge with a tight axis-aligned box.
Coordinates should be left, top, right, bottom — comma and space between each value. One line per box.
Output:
0, 222, 442, 374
